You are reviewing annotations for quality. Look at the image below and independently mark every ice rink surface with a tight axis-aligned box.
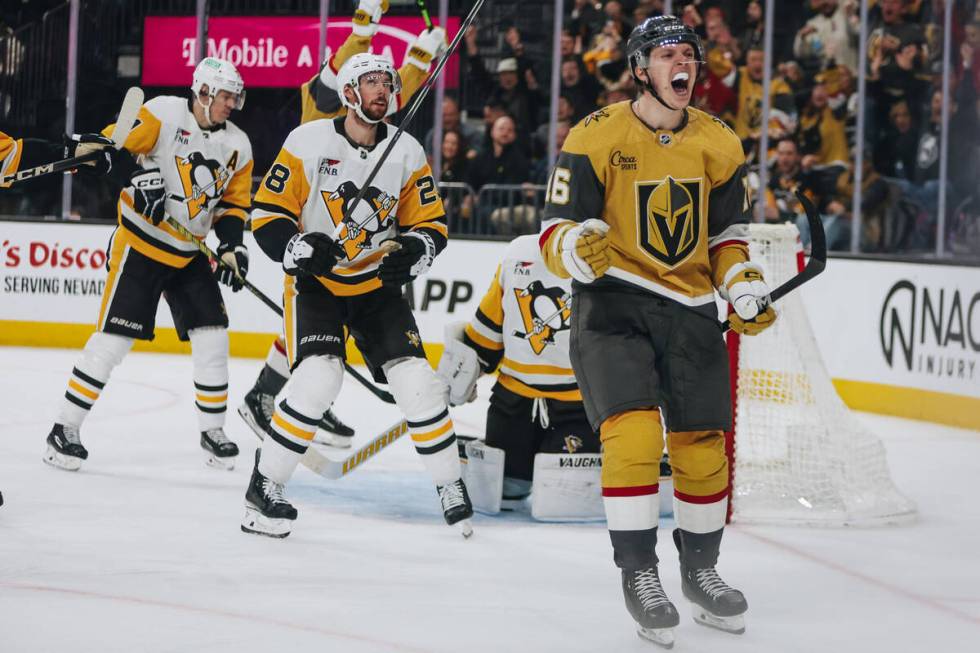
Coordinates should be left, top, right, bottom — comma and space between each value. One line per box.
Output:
1, 347, 978, 653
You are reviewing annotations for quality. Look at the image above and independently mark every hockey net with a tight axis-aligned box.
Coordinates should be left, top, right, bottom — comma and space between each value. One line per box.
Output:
727, 224, 916, 526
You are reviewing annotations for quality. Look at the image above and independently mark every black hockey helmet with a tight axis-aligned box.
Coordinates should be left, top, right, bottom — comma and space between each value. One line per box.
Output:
626, 15, 705, 84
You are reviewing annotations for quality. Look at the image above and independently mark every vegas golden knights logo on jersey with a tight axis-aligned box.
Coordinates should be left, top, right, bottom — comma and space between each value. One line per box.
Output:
320, 180, 397, 261
636, 176, 702, 268
512, 280, 571, 355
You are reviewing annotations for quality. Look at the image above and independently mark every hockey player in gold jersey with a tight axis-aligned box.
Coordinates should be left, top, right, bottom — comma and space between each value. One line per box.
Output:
43, 57, 254, 473
241, 53, 472, 539
239, 0, 448, 446
0, 132, 62, 187
539, 16, 776, 647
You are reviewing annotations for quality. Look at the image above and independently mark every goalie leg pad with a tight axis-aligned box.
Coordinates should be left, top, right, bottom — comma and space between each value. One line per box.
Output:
58, 331, 133, 427
461, 440, 505, 514
386, 357, 460, 485
260, 355, 343, 484
189, 327, 230, 431
530, 452, 605, 521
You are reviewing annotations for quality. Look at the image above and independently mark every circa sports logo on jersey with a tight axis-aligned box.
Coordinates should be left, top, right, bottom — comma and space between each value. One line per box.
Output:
635, 176, 702, 268
174, 150, 236, 220
512, 281, 571, 355
610, 150, 637, 171
320, 181, 397, 261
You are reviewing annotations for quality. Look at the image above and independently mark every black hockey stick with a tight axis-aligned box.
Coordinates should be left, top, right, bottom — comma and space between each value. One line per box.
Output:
331, 0, 487, 240
721, 191, 827, 332
163, 215, 396, 404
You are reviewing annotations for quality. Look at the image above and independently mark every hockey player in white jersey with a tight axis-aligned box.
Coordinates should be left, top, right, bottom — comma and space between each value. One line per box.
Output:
238, 0, 448, 447
438, 235, 601, 517
243, 53, 472, 538
43, 57, 254, 472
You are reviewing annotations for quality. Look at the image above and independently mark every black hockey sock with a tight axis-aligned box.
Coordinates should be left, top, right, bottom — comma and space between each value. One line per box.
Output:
610, 527, 659, 570
673, 527, 724, 568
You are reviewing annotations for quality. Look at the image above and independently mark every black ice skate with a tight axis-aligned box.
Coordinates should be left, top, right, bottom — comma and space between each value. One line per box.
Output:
622, 566, 680, 648
43, 424, 88, 471
314, 407, 355, 448
237, 386, 274, 441
200, 428, 239, 470
241, 462, 297, 538
436, 478, 474, 538
674, 529, 747, 634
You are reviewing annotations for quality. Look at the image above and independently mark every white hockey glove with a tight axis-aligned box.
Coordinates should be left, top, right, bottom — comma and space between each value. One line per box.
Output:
282, 232, 343, 277
436, 321, 480, 406
131, 168, 167, 226
215, 243, 249, 292
406, 27, 448, 71
720, 261, 778, 336
556, 219, 611, 284
352, 0, 389, 37
377, 231, 436, 288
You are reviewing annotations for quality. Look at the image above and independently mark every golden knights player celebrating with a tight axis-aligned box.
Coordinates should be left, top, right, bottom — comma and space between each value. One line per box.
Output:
243, 53, 471, 538
239, 0, 447, 446
539, 16, 776, 647
439, 235, 600, 514
43, 57, 253, 472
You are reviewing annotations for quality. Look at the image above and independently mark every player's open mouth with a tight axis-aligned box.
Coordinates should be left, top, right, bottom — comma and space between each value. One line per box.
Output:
671, 72, 690, 95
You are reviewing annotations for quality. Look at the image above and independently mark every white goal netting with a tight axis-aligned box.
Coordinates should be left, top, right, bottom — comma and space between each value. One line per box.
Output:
730, 224, 917, 526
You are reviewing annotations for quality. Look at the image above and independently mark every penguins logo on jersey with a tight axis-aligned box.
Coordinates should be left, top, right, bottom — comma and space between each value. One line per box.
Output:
636, 176, 702, 268
512, 281, 571, 355
174, 151, 234, 220
321, 181, 397, 261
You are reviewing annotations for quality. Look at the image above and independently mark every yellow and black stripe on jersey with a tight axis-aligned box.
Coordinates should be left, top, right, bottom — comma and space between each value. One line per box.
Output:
540, 102, 753, 318
1, 131, 64, 188
300, 32, 430, 124
0, 132, 24, 187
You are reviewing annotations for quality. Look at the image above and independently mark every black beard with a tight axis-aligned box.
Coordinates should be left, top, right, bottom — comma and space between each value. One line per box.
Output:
362, 102, 387, 122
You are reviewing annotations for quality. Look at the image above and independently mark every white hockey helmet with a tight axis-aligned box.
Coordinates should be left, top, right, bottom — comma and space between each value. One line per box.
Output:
191, 57, 246, 111
336, 53, 402, 124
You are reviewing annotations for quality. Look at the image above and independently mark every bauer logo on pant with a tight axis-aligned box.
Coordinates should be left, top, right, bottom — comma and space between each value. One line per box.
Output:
635, 176, 702, 268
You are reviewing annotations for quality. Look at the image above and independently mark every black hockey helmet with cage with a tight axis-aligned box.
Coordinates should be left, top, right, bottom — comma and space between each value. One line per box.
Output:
626, 15, 705, 84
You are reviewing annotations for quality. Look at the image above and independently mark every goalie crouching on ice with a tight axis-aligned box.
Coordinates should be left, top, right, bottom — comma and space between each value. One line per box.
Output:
436, 234, 604, 521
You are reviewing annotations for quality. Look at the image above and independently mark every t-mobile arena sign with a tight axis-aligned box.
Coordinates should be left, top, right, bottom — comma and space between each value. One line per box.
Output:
142, 16, 460, 88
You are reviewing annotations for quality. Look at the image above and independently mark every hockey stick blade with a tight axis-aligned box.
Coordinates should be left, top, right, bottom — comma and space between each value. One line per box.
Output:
109, 87, 145, 149
301, 420, 408, 479
721, 191, 827, 331
163, 215, 397, 404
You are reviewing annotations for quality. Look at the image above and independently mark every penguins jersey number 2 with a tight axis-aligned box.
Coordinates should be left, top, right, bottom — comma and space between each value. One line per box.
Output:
104, 96, 253, 268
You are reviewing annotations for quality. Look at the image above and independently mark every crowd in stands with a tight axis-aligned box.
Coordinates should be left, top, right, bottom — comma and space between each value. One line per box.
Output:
433, 0, 980, 255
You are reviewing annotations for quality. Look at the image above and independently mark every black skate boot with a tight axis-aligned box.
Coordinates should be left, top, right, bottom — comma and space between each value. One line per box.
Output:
200, 428, 239, 470
673, 528, 747, 634
622, 566, 680, 648
436, 478, 474, 538
43, 424, 88, 471
241, 461, 298, 538
314, 407, 355, 448
237, 365, 286, 441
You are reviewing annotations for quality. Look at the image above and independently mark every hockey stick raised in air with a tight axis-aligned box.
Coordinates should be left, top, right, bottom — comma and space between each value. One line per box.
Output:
721, 191, 827, 332
162, 214, 397, 404
301, 419, 408, 479
416, 0, 434, 30
331, 0, 487, 241
1, 87, 144, 186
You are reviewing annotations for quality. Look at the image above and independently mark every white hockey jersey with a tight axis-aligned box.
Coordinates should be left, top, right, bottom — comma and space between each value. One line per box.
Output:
251, 117, 446, 296
104, 96, 253, 268
464, 235, 579, 402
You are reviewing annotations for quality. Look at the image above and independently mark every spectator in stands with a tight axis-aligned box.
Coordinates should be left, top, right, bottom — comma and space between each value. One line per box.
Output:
738, 1, 765, 58
794, 0, 861, 73
962, 22, 980, 91
798, 80, 850, 172
603, 1, 633, 39
560, 27, 581, 63
423, 95, 480, 159
561, 57, 602, 121
488, 57, 540, 140
467, 115, 530, 194
503, 25, 540, 89
531, 120, 572, 185
705, 12, 742, 69
568, 0, 605, 47
764, 137, 822, 224
532, 95, 575, 157
730, 44, 798, 157
874, 99, 920, 181
869, 29, 931, 129
437, 129, 471, 185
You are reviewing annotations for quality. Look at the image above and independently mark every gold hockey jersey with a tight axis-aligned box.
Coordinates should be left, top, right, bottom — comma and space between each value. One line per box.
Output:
0, 132, 23, 187
464, 235, 579, 402
251, 117, 446, 296
541, 102, 751, 317
300, 33, 428, 124
103, 96, 253, 268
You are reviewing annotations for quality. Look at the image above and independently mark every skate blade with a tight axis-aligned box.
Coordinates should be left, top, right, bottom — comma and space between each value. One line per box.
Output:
42, 446, 82, 471
456, 519, 474, 538
313, 431, 353, 448
691, 607, 745, 635
237, 404, 267, 441
241, 506, 292, 538
205, 453, 236, 471
637, 625, 675, 648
